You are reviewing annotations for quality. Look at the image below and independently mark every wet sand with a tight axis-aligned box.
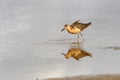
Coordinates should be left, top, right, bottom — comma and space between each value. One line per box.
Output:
45, 74, 120, 80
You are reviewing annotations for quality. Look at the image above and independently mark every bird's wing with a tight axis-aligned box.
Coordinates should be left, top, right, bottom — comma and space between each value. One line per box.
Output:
71, 20, 91, 31
70, 20, 81, 27
70, 20, 87, 30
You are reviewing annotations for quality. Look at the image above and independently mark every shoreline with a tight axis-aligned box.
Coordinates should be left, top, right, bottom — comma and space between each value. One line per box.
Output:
45, 74, 120, 80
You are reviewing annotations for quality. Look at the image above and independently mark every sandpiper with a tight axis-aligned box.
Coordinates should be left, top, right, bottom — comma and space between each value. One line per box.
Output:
62, 47, 92, 60
61, 20, 92, 41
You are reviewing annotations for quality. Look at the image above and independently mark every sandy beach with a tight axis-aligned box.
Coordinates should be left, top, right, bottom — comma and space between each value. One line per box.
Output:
45, 74, 120, 80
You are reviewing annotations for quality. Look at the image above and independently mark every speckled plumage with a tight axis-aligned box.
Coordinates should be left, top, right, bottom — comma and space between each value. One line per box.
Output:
70, 20, 92, 32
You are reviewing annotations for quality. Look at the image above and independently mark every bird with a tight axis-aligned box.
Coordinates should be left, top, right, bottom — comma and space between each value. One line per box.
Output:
62, 47, 92, 60
61, 20, 92, 42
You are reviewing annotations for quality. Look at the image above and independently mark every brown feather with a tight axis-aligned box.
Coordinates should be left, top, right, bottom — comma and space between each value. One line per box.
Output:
70, 20, 92, 31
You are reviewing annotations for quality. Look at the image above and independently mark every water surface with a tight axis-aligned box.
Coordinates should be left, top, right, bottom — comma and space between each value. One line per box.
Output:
0, 0, 120, 80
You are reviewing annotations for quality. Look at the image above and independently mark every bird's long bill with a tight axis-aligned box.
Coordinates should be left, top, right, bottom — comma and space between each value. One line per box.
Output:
61, 28, 65, 32
61, 52, 65, 56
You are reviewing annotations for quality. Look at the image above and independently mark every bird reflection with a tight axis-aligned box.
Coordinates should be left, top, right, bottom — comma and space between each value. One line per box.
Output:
62, 43, 92, 60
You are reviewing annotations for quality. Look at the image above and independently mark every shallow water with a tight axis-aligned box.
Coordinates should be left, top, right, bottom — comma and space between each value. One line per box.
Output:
0, 0, 120, 80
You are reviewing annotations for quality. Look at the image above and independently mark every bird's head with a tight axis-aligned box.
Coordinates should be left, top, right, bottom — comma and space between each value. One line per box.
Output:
61, 24, 69, 32
61, 52, 69, 59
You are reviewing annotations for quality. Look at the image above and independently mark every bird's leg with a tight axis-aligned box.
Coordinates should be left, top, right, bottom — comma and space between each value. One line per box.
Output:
77, 34, 80, 44
77, 34, 79, 39
77, 40, 80, 48
80, 33, 85, 42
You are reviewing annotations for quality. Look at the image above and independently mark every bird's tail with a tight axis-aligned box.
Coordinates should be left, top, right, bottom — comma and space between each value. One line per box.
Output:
81, 22, 92, 31
82, 22, 92, 30
86, 22, 92, 27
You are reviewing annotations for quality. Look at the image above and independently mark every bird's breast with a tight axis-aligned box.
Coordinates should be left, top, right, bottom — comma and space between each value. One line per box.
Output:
67, 27, 81, 34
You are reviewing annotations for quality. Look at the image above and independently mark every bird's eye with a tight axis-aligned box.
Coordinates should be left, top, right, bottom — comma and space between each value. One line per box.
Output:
64, 24, 68, 27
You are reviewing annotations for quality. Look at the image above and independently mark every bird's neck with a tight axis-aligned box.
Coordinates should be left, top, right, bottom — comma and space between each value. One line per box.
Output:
66, 26, 72, 31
